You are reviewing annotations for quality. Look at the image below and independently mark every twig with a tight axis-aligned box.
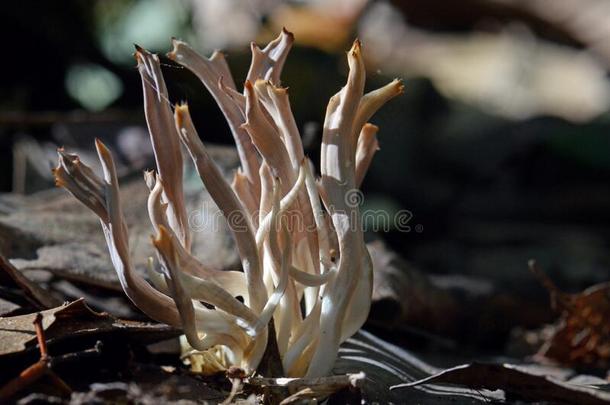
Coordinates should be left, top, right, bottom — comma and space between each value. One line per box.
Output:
246, 372, 365, 403
221, 377, 243, 405
0, 361, 49, 400
0, 313, 102, 401
49, 341, 103, 367
528, 259, 570, 311
33, 313, 48, 359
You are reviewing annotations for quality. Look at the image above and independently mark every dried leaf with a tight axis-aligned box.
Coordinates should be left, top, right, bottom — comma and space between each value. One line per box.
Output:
0, 299, 178, 359
532, 261, 610, 369
392, 362, 610, 405
539, 283, 610, 369
0, 255, 61, 309
334, 330, 503, 403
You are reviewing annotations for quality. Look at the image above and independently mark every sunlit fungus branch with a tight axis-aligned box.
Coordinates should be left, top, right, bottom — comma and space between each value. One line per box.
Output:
53, 29, 402, 378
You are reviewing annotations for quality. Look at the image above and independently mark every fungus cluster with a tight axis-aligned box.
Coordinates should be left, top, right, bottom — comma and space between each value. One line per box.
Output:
53, 29, 402, 378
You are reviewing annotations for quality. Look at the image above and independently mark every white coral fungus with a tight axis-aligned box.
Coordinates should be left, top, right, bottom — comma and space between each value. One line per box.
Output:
54, 29, 403, 378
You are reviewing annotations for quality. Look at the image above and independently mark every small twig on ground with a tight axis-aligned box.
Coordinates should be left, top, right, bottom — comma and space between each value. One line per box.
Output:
246, 372, 365, 404
0, 313, 103, 401
221, 377, 243, 405
528, 259, 570, 311
49, 341, 103, 367
33, 313, 48, 359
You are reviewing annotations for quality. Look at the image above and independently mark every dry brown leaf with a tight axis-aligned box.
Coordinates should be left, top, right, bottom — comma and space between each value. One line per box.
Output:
0, 255, 61, 310
0, 298, 178, 359
393, 362, 610, 405
531, 261, 610, 370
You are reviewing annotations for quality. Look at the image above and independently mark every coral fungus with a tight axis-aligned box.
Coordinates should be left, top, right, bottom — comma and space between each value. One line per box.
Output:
54, 29, 402, 378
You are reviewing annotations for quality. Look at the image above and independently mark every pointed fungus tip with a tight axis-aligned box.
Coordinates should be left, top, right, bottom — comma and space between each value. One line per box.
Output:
362, 123, 378, 133
175, 102, 189, 112
166, 39, 181, 60
211, 49, 225, 60
250, 42, 262, 54
273, 85, 289, 96
348, 39, 362, 58
57, 148, 68, 159
281, 27, 294, 39
392, 80, 405, 95
174, 103, 189, 128
152, 225, 173, 251
253, 78, 267, 89
94, 138, 110, 155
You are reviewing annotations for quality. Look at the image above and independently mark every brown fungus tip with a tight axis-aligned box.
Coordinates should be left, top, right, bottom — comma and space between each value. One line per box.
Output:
166, 38, 183, 60
133, 44, 145, 62
174, 103, 189, 129
244, 80, 254, 94
281, 27, 295, 40
151, 225, 173, 252
94, 138, 112, 158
